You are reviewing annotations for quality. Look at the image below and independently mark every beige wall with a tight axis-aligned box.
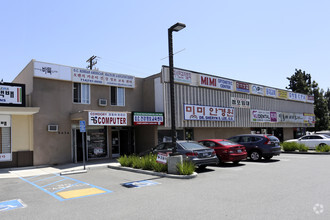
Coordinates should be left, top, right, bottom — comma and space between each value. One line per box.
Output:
193, 127, 251, 140
11, 115, 34, 152
283, 127, 294, 141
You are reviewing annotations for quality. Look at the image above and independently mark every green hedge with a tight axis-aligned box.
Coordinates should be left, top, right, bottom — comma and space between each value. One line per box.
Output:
117, 154, 195, 175
281, 142, 309, 152
315, 145, 330, 152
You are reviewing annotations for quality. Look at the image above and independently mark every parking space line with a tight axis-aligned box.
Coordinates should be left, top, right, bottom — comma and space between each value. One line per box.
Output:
19, 173, 112, 201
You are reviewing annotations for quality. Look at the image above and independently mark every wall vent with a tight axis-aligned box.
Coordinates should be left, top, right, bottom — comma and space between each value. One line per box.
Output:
48, 125, 58, 132
98, 99, 107, 106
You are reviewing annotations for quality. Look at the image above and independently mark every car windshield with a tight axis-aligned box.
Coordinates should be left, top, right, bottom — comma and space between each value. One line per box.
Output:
217, 140, 237, 146
179, 142, 205, 150
323, 134, 330, 138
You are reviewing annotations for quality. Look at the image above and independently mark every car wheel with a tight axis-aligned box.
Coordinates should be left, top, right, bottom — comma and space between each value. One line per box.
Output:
319, 143, 326, 147
198, 165, 207, 169
250, 150, 261, 161
233, 160, 240, 165
217, 156, 223, 166
264, 156, 273, 160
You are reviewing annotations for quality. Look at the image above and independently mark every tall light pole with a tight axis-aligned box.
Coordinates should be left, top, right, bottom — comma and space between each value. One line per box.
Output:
168, 22, 186, 154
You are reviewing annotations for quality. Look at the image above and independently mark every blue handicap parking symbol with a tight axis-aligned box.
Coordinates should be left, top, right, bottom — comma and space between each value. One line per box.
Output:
0, 199, 26, 212
122, 180, 159, 188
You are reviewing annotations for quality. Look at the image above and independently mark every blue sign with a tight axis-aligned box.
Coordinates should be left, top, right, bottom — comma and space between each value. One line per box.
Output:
79, 120, 86, 132
0, 199, 26, 212
122, 180, 159, 188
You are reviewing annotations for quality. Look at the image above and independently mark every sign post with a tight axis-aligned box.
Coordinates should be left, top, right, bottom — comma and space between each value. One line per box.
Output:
79, 120, 86, 170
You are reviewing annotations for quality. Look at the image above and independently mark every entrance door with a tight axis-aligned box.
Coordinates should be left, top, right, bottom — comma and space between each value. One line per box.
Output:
72, 128, 87, 163
111, 130, 120, 158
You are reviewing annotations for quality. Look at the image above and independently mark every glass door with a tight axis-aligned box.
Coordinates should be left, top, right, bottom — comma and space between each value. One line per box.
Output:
111, 130, 120, 158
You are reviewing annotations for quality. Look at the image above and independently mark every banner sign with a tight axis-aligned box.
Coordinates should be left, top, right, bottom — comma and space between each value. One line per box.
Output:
0, 84, 23, 106
277, 90, 288, 99
288, 92, 307, 102
307, 95, 315, 103
303, 113, 315, 125
174, 69, 192, 84
277, 112, 304, 123
156, 152, 169, 164
265, 88, 277, 98
184, 104, 235, 121
235, 81, 250, 93
34, 61, 72, 81
251, 110, 277, 122
251, 85, 264, 95
231, 97, 250, 108
0, 153, 12, 162
199, 75, 233, 91
88, 112, 127, 126
72, 68, 135, 88
133, 112, 164, 125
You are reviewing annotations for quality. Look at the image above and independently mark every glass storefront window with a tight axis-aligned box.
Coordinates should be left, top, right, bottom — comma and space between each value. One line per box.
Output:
87, 127, 107, 159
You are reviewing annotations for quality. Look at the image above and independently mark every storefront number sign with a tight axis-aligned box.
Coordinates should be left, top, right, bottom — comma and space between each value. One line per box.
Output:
88, 112, 127, 126
133, 112, 164, 125
184, 104, 235, 121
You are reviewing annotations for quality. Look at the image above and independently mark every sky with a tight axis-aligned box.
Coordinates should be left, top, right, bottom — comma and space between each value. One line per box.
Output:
1, 0, 330, 91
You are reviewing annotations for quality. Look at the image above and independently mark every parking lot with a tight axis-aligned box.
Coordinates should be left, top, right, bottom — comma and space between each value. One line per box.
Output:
1, 154, 329, 220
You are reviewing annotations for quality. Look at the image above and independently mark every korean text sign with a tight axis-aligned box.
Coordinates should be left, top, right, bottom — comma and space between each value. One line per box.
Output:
184, 104, 235, 121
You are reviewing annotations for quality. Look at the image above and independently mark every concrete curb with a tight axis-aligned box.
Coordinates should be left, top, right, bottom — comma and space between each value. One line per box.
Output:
107, 164, 197, 179
281, 151, 330, 155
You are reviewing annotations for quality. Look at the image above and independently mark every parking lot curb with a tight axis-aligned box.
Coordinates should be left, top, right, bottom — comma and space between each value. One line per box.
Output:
281, 151, 330, 155
107, 163, 197, 179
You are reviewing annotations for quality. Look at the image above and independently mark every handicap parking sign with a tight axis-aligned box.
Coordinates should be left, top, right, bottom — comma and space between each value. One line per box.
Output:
0, 199, 26, 212
79, 120, 86, 132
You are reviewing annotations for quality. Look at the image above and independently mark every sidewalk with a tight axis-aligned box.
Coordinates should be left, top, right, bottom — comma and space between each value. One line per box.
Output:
281, 150, 330, 155
0, 159, 119, 179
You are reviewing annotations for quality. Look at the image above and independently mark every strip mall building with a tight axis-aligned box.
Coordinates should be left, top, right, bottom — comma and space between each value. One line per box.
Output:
0, 60, 315, 168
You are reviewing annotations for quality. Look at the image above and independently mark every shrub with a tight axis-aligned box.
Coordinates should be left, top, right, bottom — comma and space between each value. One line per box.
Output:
140, 153, 155, 170
315, 145, 330, 152
281, 142, 298, 151
177, 161, 195, 175
297, 143, 309, 152
153, 162, 168, 173
117, 155, 132, 167
118, 154, 168, 173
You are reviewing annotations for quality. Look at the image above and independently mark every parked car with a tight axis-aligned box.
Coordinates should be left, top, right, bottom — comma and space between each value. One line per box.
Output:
198, 139, 247, 165
227, 134, 281, 161
140, 141, 219, 169
284, 134, 330, 150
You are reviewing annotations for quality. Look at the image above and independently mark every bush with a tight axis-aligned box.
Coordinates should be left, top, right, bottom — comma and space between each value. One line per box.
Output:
281, 142, 298, 151
315, 145, 330, 152
297, 143, 309, 152
177, 161, 195, 175
117, 154, 168, 173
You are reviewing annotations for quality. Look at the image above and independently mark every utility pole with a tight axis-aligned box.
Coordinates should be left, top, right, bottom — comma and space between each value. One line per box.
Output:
86, 55, 98, 70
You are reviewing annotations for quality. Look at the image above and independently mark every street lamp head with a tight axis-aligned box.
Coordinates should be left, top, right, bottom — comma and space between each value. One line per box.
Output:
169, 22, 186, 32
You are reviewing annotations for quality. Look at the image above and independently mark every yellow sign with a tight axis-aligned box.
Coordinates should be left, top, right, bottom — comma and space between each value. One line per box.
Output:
277, 90, 288, 99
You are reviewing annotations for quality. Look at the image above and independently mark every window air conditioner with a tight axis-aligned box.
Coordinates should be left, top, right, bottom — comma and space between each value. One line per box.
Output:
48, 125, 58, 132
98, 99, 107, 106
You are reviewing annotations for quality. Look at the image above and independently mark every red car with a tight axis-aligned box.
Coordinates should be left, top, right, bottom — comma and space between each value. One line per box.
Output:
198, 139, 247, 165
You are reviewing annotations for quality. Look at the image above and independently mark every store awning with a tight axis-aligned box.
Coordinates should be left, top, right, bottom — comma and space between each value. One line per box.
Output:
0, 107, 40, 115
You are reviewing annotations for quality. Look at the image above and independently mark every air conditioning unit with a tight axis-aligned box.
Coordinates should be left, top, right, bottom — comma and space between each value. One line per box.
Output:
98, 99, 107, 106
48, 125, 58, 132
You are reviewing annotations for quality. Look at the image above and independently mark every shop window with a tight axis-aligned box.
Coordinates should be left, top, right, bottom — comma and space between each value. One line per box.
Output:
87, 127, 107, 159
158, 130, 184, 143
0, 127, 11, 154
110, 87, 125, 106
73, 83, 90, 104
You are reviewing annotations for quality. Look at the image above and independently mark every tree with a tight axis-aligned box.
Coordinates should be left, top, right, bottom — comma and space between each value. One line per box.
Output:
325, 89, 330, 111
287, 69, 329, 131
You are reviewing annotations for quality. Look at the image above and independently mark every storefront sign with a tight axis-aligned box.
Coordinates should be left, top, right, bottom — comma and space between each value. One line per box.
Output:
0, 115, 11, 127
184, 104, 235, 121
133, 112, 164, 125
265, 88, 277, 98
174, 69, 192, 84
104, 72, 135, 88
277, 90, 288, 99
251, 110, 277, 122
307, 95, 315, 103
199, 75, 233, 91
277, 112, 304, 123
251, 85, 264, 95
0, 83, 25, 107
235, 81, 250, 93
34, 61, 72, 81
88, 112, 127, 126
288, 92, 307, 102
303, 113, 315, 125
231, 97, 250, 108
